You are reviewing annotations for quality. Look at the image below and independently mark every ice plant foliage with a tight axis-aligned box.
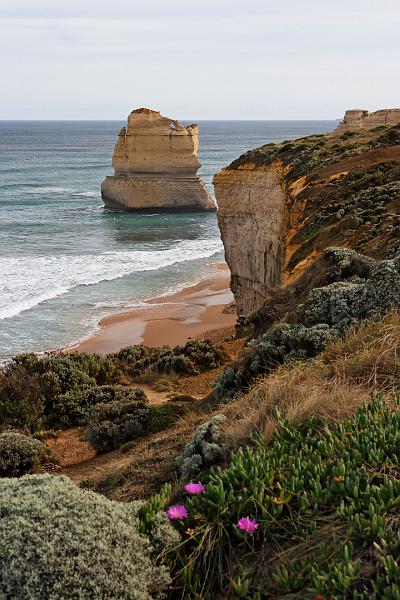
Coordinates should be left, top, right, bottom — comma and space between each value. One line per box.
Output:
184, 482, 205, 495
167, 504, 188, 521
236, 516, 259, 535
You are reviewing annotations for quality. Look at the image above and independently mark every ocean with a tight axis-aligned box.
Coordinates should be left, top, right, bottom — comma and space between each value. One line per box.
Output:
0, 119, 336, 359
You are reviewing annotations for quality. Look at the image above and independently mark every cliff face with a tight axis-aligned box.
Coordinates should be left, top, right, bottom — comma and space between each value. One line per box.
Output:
102, 108, 216, 211
214, 110, 400, 315
214, 166, 287, 315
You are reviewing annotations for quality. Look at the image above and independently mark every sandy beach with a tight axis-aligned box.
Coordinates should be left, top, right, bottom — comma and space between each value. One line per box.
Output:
74, 263, 236, 354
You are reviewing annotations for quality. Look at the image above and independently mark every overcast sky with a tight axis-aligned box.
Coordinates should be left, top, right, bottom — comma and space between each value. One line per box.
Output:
1, 0, 399, 120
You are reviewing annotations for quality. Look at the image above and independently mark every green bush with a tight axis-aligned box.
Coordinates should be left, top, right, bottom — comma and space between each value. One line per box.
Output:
84, 384, 147, 406
215, 323, 337, 401
121, 339, 226, 379
85, 392, 178, 453
85, 397, 151, 453
303, 251, 400, 331
166, 398, 400, 598
0, 474, 178, 599
0, 353, 127, 431
0, 432, 49, 477
176, 414, 227, 479
148, 404, 176, 433
0, 365, 44, 431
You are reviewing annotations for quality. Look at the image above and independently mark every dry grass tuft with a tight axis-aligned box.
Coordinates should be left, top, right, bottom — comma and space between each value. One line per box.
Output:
322, 310, 400, 392
223, 311, 400, 448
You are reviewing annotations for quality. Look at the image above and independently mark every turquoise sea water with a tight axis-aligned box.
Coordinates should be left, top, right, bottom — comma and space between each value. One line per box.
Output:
0, 120, 336, 359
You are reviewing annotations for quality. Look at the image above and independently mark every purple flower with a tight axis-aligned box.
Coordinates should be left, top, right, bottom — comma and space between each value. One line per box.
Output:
184, 482, 205, 495
236, 516, 259, 535
167, 504, 188, 521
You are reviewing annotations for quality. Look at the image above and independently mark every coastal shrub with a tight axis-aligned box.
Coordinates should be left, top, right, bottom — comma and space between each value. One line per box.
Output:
0, 340, 225, 432
85, 398, 151, 453
121, 339, 226, 380
84, 384, 147, 406
0, 365, 44, 431
0, 353, 127, 431
0, 432, 49, 477
113, 345, 152, 363
0, 474, 176, 599
166, 398, 400, 598
303, 252, 400, 330
148, 404, 176, 433
176, 414, 227, 479
85, 394, 178, 453
214, 323, 338, 401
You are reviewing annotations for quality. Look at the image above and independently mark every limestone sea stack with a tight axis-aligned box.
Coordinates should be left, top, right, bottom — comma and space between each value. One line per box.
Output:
101, 108, 216, 211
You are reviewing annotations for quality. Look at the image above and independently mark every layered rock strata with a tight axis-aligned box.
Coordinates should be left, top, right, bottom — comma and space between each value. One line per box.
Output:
214, 111, 400, 316
214, 166, 287, 315
102, 108, 216, 211
335, 108, 400, 133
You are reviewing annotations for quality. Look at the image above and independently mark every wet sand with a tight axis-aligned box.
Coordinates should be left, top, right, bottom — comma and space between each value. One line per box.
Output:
73, 263, 236, 354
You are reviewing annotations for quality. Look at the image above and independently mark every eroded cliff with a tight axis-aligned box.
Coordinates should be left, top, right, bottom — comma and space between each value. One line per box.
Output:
335, 108, 400, 133
102, 108, 216, 211
214, 110, 400, 315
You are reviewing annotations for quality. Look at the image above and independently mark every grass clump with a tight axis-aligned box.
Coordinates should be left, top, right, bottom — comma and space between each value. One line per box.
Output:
164, 397, 400, 599
0, 432, 49, 477
0, 474, 178, 599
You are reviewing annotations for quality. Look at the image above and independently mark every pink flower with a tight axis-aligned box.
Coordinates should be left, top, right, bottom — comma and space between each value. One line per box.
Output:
184, 482, 205, 495
236, 516, 258, 535
167, 504, 188, 521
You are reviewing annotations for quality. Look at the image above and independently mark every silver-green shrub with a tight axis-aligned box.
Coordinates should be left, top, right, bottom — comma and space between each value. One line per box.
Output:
214, 323, 337, 401
118, 339, 226, 378
85, 397, 150, 453
0, 432, 48, 477
84, 384, 147, 406
176, 414, 227, 479
304, 252, 400, 330
0, 474, 176, 599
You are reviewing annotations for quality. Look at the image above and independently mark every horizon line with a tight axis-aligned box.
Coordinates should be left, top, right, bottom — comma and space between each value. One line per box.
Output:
0, 118, 341, 122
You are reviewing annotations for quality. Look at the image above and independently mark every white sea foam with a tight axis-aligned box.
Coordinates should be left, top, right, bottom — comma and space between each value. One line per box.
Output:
71, 191, 100, 198
0, 239, 223, 320
4, 185, 99, 196
25, 186, 75, 194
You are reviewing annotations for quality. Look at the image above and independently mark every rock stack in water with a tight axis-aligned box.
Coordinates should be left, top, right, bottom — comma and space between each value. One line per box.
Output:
101, 108, 216, 211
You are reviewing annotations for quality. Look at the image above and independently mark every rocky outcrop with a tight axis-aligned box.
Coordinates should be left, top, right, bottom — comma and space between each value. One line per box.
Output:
102, 108, 216, 211
335, 108, 400, 133
214, 166, 287, 315
214, 116, 400, 316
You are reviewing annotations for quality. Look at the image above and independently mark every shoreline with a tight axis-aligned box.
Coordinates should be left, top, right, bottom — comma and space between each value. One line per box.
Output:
72, 263, 236, 354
